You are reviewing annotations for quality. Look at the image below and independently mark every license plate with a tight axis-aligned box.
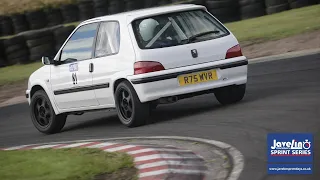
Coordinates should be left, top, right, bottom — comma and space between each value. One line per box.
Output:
178, 69, 218, 86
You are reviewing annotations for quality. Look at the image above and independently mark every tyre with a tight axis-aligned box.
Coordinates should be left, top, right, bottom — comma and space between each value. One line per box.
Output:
25, 10, 47, 30
23, 28, 52, 40
29, 43, 55, 58
10, 13, 29, 33
108, 0, 125, 14
27, 36, 54, 48
265, 0, 287, 7
30, 90, 67, 134
45, 8, 63, 27
143, 0, 157, 7
115, 81, 150, 127
158, 0, 171, 5
239, 0, 263, 6
6, 49, 29, 60
3, 36, 24, 47
93, 0, 109, 16
206, 0, 234, 9
124, 0, 143, 11
266, 3, 289, 14
208, 6, 240, 23
240, 2, 265, 19
61, 4, 79, 23
78, 0, 94, 20
0, 16, 14, 36
214, 84, 246, 105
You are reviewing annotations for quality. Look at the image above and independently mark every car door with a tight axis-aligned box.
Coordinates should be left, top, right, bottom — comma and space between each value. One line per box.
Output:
50, 23, 100, 110
91, 21, 122, 106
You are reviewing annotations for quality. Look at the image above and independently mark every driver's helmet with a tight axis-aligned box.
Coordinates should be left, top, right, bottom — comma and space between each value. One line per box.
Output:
139, 18, 159, 41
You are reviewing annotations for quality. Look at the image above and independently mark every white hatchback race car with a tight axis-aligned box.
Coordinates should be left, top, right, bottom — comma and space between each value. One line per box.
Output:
26, 4, 248, 134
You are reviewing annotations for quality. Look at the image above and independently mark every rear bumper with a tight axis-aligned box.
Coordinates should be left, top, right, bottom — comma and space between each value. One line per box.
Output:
128, 57, 248, 103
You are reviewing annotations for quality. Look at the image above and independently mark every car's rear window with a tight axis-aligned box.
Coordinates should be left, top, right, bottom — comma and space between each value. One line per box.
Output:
132, 9, 230, 49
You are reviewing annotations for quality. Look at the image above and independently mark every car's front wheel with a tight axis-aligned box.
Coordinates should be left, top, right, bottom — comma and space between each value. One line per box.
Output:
214, 84, 246, 105
115, 81, 150, 127
30, 90, 67, 134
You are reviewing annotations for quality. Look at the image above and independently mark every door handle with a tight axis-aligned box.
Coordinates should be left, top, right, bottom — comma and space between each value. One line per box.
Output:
89, 63, 94, 72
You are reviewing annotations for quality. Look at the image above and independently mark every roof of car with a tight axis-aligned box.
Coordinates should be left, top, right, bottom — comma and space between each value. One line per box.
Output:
80, 4, 206, 25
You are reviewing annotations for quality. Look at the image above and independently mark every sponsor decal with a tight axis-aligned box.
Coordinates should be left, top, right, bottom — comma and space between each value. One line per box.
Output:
267, 133, 313, 175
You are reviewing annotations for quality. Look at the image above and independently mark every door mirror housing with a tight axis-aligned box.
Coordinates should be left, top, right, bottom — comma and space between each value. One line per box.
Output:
41, 56, 51, 65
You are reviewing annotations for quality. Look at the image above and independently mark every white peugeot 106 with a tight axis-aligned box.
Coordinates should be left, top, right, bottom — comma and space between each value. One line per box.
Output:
26, 4, 248, 134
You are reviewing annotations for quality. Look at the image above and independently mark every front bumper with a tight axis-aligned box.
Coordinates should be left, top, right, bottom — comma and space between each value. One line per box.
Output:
26, 90, 30, 104
128, 57, 248, 103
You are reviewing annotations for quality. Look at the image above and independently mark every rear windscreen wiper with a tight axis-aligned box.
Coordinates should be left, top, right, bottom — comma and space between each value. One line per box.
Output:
186, 30, 220, 43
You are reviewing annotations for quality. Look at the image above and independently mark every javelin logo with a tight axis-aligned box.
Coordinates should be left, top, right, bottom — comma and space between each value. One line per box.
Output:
271, 139, 311, 150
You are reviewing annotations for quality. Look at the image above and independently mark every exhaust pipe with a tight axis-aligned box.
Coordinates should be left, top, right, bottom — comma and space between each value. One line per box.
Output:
158, 96, 178, 104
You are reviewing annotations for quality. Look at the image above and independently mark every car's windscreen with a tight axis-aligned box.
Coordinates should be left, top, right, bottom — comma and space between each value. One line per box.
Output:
132, 10, 229, 49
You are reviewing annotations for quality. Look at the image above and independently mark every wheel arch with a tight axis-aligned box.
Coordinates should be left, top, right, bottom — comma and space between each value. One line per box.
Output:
112, 78, 143, 103
30, 83, 59, 115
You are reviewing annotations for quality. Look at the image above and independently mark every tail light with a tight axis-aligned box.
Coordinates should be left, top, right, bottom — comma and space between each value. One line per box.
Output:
134, 61, 165, 75
225, 44, 243, 59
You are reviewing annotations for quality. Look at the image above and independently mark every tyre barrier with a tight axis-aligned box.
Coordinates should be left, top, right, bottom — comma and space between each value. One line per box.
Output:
143, 0, 158, 7
61, 4, 80, 23
93, 0, 109, 17
124, 0, 144, 11
25, 10, 48, 30
206, 0, 240, 23
265, 0, 289, 14
3, 36, 29, 65
78, 0, 95, 20
0, 39, 7, 67
46, 8, 64, 27
239, 0, 265, 19
10, 14, 29, 34
108, 0, 125, 15
0, 0, 320, 67
0, 16, 14, 36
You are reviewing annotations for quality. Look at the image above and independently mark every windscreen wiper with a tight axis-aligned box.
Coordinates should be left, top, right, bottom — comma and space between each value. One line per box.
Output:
186, 30, 220, 43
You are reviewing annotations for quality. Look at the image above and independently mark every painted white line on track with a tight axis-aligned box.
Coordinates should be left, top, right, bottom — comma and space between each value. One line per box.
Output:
55, 142, 91, 148
134, 154, 200, 162
137, 160, 205, 169
139, 169, 206, 178
86, 142, 117, 148
104, 145, 136, 152
128, 148, 192, 155
32, 144, 63, 149
3, 145, 29, 150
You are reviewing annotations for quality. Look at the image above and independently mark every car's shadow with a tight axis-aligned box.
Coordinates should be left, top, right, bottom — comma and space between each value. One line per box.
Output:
62, 83, 301, 132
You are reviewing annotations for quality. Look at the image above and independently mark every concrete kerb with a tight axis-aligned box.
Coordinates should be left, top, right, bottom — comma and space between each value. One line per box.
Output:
249, 48, 320, 64
2, 136, 245, 180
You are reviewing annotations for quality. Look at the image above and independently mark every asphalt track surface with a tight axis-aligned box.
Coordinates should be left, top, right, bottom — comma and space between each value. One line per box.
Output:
1, 54, 319, 180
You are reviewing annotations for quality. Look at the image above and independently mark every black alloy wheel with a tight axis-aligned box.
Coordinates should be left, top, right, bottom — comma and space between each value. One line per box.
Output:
115, 81, 149, 127
30, 90, 67, 134
33, 96, 52, 127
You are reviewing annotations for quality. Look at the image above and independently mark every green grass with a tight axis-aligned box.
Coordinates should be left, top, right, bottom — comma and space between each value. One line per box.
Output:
0, 148, 136, 180
225, 4, 320, 43
0, 62, 42, 85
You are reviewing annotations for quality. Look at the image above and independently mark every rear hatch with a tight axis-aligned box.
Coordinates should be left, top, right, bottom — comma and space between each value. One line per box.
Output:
131, 8, 239, 69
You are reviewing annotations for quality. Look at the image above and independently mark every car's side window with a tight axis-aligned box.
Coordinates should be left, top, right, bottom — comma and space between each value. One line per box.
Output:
94, 21, 120, 58
60, 23, 99, 62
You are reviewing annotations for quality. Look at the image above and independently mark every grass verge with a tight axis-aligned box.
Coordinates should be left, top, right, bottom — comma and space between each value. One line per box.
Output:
0, 62, 42, 85
225, 4, 320, 43
0, 148, 137, 180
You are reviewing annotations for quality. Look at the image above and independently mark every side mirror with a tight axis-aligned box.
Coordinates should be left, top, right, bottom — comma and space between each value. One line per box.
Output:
41, 57, 51, 65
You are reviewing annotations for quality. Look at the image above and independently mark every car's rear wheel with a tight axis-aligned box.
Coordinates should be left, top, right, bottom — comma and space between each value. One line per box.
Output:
30, 90, 67, 134
115, 81, 150, 127
214, 84, 246, 105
